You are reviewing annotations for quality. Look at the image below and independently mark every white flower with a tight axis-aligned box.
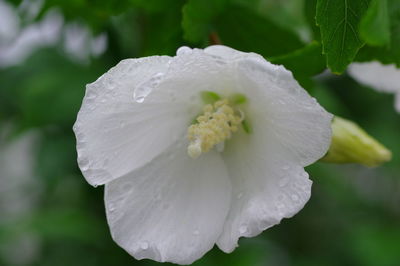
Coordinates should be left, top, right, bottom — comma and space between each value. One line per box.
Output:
73, 45, 332, 264
348, 61, 400, 112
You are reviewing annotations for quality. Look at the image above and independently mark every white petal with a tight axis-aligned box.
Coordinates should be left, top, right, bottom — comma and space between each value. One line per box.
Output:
348, 62, 400, 93
104, 146, 231, 264
204, 45, 260, 60
218, 137, 312, 252
395, 93, 400, 113
216, 56, 332, 252
236, 57, 333, 165
74, 56, 193, 186
157, 48, 241, 104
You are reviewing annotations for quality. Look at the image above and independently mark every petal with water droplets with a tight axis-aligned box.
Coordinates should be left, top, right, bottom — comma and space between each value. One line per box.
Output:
105, 146, 231, 264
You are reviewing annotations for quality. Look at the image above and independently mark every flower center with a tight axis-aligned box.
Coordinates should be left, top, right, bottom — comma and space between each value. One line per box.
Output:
187, 99, 243, 159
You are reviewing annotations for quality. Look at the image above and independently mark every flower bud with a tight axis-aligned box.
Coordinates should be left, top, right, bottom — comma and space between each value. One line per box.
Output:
322, 116, 392, 167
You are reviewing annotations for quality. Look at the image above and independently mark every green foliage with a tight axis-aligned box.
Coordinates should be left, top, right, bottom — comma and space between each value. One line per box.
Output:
215, 4, 304, 57
359, 0, 391, 46
356, 0, 400, 66
305, 0, 321, 40
269, 41, 326, 89
1, 1, 400, 266
182, 0, 229, 43
316, 0, 370, 73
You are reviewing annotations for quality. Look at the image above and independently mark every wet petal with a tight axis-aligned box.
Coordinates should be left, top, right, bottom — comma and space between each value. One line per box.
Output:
216, 56, 332, 252
74, 56, 194, 186
105, 146, 231, 264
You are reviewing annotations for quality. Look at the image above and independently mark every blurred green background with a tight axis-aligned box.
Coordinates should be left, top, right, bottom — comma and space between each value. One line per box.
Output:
0, 0, 399, 266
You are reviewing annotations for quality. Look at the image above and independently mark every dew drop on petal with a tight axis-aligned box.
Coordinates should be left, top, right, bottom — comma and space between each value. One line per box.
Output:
300, 172, 309, 179
239, 224, 247, 234
291, 194, 299, 202
133, 85, 151, 103
108, 202, 116, 212
140, 241, 149, 250
133, 72, 164, 103
177, 46, 192, 55
276, 202, 285, 214
278, 177, 289, 188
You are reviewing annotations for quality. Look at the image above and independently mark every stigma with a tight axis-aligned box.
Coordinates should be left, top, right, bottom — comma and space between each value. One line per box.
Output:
187, 99, 243, 159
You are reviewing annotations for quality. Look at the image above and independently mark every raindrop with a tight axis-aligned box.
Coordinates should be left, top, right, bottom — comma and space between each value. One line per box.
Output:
291, 194, 299, 202
177, 46, 192, 55
78, 157, 89, 171
239, 224, 247, 234
140, 241, 149, 250
278, 177, 289, 188
193, 229, 200, 236
133, 85, 151, 103
276, 202, 285, 212
300, 172, 309, 179
108, 203, 116, 212
133, 72, 164, 103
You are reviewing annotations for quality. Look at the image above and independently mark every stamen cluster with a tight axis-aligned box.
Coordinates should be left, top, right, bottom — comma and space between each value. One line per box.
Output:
187, 99, 242, 158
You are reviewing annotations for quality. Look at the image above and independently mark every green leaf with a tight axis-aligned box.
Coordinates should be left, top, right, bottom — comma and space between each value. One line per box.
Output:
356, 0, 400, 66
182, 0, 229, 43
360, 0, 390, 46
316, 0, 370, 73
129, 0, 173, 13
269, 41, 326, 90
141, 1, 184, 56
270, 41, 326, 77
215, 4, 304, 58
305, 0, 321, 40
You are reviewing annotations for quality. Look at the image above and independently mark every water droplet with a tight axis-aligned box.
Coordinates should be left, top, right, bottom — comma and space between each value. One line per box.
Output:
291, 194, 299, 202
151, 72, 164, 86
78, 157, 89, 171
133, 72, 164, 103
237, 192, 243, 199
278, 177, 289, 188
302, 172, 309, 178
133, 85, 151, 103
239, 224, 247, 234
177, 46, 192, 55
140, 241, 149, 250
193, 229, 200, 236
276, 202, 285, 212
108, 203, 116, 212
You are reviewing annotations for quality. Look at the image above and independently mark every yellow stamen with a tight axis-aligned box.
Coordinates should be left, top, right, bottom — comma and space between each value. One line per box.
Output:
187, 99, 242, 159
